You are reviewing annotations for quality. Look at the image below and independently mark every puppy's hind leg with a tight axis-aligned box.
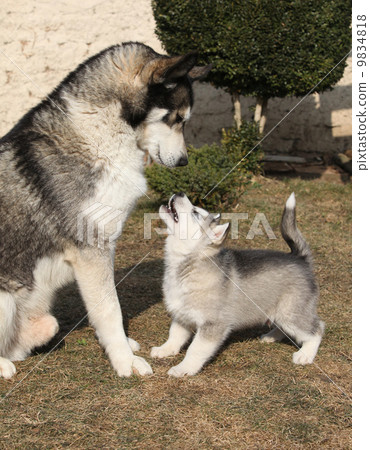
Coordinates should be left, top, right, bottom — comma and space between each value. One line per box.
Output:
292, 320, 325, 365
151, 320, 192, 358
278, 318, 325, 365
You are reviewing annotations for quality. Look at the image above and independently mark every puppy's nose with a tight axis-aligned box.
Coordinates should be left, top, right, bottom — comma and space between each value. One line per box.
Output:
176, 192, 185, 198
177, 156, 188, 166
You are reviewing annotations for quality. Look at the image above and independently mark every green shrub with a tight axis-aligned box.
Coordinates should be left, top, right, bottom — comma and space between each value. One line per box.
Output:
221, 122, 262, 174
146, 121, 262, 208
152, 0, 351, 99
152, 0, 351, 131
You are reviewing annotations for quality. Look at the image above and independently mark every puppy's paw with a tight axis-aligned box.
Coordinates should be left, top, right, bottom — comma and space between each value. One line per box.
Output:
113, 355, 153, 377
292, 350, 314, 365
151, 344, 180, 359
127, 338, 141, 352
260, 334, 276, 343
167, 362, 199, 377
0, 358, 16, 379
260, 327, 285, 344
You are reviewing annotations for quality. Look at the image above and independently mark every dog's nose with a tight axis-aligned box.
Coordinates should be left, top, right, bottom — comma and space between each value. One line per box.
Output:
176, 192, 185, 198
177, 156, 188, 166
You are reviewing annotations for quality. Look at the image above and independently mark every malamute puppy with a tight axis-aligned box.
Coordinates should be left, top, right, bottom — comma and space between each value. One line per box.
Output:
0, 42, 211, 379
152, 193, 324, 377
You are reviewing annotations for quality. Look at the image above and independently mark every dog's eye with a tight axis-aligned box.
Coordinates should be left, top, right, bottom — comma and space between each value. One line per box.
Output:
162, 112, 171, 123
175, 113, 183, 124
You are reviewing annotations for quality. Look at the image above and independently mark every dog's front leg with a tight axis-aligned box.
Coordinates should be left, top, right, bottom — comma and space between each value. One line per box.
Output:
151, 320, 192, 358
69, 247, 152, 377
168, 324, 230, 377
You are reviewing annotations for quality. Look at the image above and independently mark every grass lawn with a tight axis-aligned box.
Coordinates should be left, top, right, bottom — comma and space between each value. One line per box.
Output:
0, 176, 351, 449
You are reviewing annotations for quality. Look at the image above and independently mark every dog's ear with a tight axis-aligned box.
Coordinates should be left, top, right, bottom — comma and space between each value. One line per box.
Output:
210, 223, 230, 246
212, 213, 221, 224
162, 52, 198, 81
188, 64, 213, 82
143, 52, 198, 85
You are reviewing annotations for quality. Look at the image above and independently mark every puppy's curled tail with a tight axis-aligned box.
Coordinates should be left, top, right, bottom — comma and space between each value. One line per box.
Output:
281, 193, 312, 264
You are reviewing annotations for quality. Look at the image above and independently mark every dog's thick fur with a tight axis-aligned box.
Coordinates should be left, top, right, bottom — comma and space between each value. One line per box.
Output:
151, 193, 324, 377
0, 42, 211, 379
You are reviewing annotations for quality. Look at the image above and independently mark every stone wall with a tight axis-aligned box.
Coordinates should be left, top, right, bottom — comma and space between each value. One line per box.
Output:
0, 0, 351, 158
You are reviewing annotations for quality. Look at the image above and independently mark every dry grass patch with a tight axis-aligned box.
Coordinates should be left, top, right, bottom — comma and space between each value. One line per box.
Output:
0, 176, 351, 448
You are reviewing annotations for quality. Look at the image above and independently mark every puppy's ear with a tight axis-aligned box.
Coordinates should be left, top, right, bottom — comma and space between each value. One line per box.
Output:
188, 64, 213, 82
142, 52, 198, 85
210, 223, 230, 246
212, 213, 221, 224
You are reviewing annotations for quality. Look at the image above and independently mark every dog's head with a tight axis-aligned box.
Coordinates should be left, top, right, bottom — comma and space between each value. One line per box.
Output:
159, 192, 229, 255
136, 53, 212, 168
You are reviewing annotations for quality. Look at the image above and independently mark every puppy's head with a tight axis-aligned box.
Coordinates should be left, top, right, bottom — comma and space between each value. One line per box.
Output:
159, 193, 229, 255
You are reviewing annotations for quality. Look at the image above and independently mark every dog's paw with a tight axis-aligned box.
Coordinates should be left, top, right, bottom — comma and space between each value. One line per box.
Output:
167, 363, 199, 377
113, 355, 153, 377
0, 358, 16, 379
127, 338, 141, 352
151, 344, 179, 359
260, 334, 276, 343
131, 356, 153, 376
260, 327, 285, 344
292, 350, 314, 365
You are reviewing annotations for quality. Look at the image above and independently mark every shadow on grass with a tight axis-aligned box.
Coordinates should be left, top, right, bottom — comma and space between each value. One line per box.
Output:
34, 256, 297, 357
34, 259, 164, 355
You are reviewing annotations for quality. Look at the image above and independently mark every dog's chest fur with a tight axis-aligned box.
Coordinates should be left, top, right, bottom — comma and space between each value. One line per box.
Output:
163, 254, 224, 329
67, 98, 147, 215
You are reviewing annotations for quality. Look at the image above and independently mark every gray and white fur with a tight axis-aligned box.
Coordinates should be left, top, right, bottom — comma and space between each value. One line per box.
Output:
152, 192, 324, 377
0, 42, 211, 379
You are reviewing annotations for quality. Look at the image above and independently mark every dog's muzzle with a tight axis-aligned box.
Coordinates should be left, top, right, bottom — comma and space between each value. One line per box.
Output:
176, 156, 188, 167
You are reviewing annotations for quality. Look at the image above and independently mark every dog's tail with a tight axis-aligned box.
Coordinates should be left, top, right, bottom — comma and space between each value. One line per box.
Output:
281, 193, 312, 264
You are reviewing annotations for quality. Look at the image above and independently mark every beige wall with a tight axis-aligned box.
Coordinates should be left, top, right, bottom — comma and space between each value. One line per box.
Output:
0, 0, 351, 158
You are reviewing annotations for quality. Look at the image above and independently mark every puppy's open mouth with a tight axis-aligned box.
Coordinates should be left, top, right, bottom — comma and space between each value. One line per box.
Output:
164, 194, 179, 223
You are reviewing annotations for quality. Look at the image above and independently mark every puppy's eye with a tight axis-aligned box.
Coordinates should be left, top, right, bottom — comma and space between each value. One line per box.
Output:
175, 113, 183, 124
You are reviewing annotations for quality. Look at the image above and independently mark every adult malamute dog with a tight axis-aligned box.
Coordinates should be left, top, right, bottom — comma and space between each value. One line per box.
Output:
152, 193, 324, 377
0, 42, 211, 379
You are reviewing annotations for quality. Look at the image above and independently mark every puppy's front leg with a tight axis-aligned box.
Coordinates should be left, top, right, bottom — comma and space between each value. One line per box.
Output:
151, 320, 192, 358
168, 325, 230, 377
69, 247, 152, 377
